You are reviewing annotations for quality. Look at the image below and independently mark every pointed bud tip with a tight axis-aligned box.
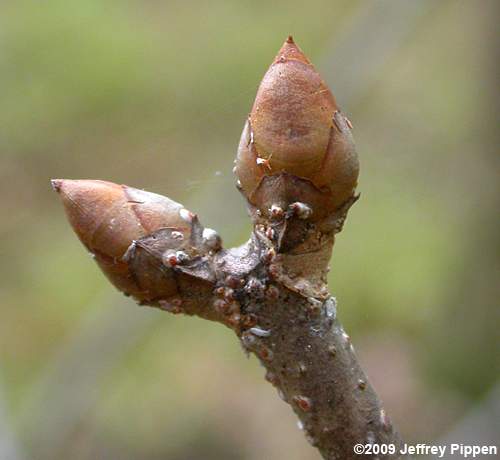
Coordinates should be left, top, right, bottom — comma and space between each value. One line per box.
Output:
51, 179, 63, 192
275, 35, 310, 65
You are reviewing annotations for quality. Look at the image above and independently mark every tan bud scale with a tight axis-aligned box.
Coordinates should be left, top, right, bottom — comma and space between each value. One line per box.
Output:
234, 36, 359, 220
51, 179, 191, 301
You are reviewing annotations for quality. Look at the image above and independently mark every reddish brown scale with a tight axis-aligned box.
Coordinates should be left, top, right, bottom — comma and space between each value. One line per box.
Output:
358, 379, 367, 390
293, 395, 313, 412
166, 254, 179, 266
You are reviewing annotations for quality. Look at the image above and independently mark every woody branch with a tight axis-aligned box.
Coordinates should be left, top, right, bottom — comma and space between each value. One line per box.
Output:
53, 37, 408, 460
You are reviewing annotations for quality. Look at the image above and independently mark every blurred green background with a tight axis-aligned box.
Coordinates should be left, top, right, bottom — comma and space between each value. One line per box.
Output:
0, 1, 498, 459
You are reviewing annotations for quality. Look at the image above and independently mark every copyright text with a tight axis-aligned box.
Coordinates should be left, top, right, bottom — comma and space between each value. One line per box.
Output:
353, 442, 498, 458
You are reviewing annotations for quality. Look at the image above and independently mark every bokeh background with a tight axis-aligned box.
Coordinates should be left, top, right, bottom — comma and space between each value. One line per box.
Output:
1, 1, 498, 459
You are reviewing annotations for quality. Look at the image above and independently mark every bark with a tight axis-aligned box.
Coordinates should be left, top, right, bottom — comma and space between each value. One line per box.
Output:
172, 209, 407, 460
214, 226, 407, 459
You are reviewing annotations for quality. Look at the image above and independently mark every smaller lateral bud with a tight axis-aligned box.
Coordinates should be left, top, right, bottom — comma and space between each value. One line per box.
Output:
51, 179, 196, 303
234, 37, 359, 221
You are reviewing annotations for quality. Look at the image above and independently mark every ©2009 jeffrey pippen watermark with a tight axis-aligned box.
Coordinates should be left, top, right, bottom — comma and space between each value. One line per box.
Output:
353, 442, 498, 458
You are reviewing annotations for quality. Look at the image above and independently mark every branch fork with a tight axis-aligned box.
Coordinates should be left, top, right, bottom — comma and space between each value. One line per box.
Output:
53, 36, 407, 459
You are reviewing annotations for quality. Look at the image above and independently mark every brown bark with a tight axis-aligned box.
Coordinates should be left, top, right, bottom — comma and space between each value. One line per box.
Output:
52, 37, 408, 459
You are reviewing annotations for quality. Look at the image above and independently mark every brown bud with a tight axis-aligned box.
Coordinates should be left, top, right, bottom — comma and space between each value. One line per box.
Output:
51, 179, 192, 302
234, 36, 359, 220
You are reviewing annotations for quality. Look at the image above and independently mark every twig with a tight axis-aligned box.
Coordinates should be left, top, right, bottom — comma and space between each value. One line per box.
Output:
53, 37, 410, 459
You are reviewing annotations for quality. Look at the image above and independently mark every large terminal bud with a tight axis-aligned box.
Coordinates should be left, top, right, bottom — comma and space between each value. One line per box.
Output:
234, 36, 359, 222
